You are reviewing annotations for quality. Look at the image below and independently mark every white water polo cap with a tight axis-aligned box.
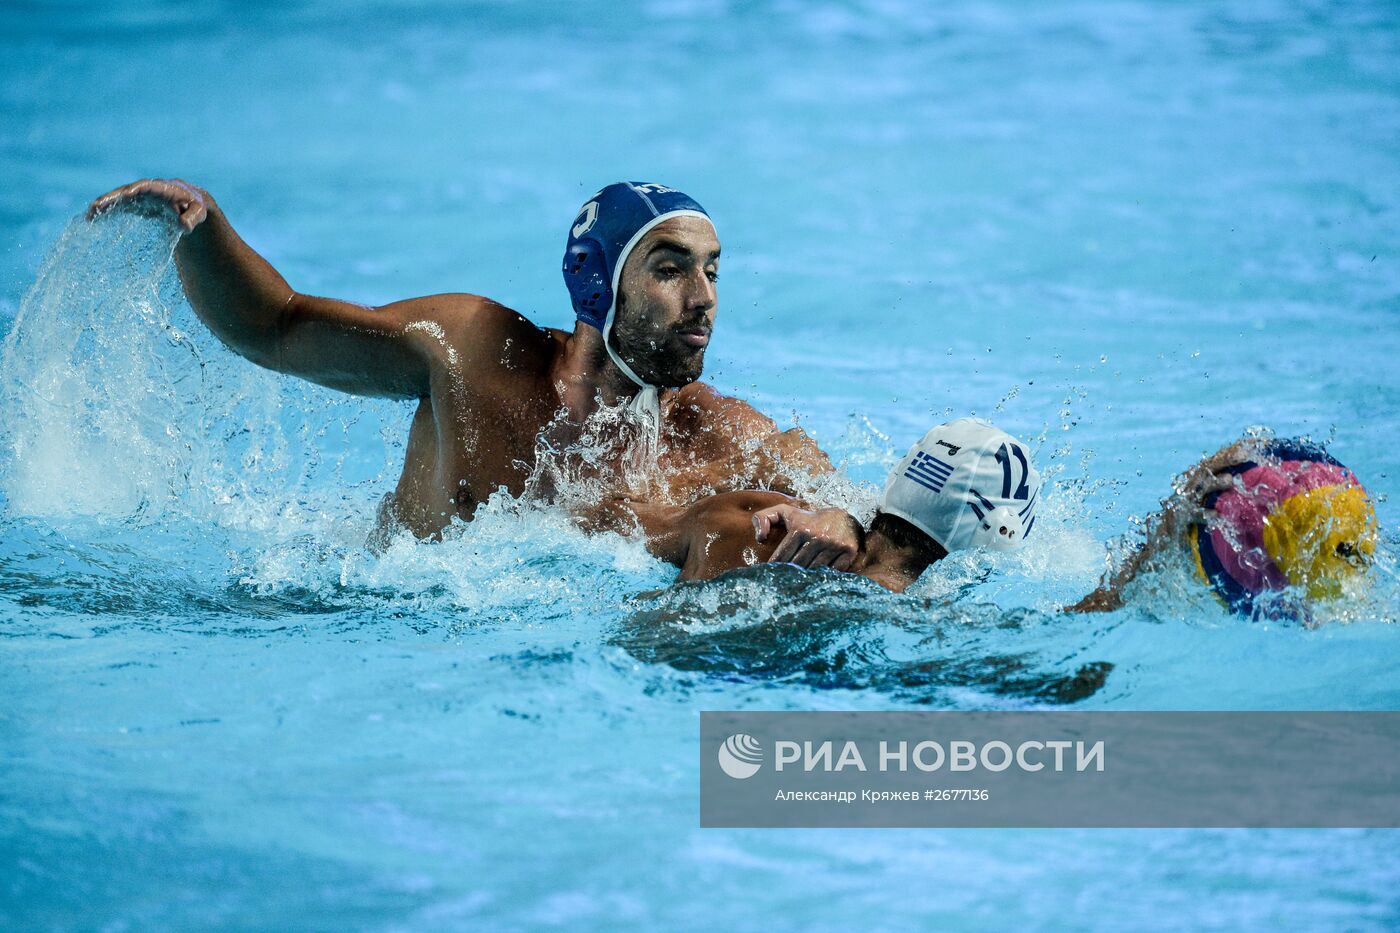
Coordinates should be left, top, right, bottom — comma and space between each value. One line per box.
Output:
878, 418, 1041, 552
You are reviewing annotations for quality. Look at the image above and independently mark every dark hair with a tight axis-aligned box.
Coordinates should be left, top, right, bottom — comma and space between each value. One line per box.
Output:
870, 511, 948, 562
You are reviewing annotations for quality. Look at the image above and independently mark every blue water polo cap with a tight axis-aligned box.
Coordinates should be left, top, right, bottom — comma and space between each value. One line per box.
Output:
562, 182, 712, 334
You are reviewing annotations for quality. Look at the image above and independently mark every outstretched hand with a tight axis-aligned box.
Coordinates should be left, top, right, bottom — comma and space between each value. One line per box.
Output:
88, 178, 210, 233
1068, 435, 1268, 614
752, 503, 861, 571
1159, 439, 1261, 538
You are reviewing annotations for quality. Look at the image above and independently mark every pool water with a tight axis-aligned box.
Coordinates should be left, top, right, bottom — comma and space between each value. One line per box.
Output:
2, 1, 1399, 929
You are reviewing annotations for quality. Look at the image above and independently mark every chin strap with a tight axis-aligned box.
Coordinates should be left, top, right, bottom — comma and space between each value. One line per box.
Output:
602, 316, 654, 388
601, 324, 662, 457
627, 384, 661, 463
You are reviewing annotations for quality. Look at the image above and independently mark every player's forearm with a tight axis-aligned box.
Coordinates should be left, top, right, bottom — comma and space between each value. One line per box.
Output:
173, 199, 297, 368
572, 497, 690, 566
571, 497, 636, 536
1066, 497, 1191, 613
1066, 551, 1140, 613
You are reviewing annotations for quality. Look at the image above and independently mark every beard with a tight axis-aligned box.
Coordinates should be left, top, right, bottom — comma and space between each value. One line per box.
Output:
609, 301, 707, 388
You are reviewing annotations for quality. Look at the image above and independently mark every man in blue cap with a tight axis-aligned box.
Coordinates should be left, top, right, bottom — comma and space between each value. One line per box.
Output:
88, 178, 858, 561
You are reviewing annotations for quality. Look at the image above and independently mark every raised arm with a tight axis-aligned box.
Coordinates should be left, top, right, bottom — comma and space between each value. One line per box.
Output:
88, 179, 483, 400
1067, 438, 1259, 612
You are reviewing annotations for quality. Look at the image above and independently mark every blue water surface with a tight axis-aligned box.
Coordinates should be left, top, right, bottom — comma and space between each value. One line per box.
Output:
2, 1, 1399, 930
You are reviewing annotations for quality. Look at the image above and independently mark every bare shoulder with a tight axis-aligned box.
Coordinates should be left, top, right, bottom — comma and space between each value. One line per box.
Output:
386, 293, 560, 373
668, 381, 776, 432
386, 292, 543, 340
671, 381, 744, 412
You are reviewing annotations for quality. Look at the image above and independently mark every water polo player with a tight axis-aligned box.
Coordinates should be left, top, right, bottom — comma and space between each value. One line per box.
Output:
86, 179, 854, 556
577, 419, 1042, 592
1068, 436, 1378, 617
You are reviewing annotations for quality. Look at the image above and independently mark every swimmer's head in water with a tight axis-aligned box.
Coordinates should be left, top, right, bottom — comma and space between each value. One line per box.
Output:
878, 418, 1041, 554
1189, 439, 1377, 615
562, 182, 717, 388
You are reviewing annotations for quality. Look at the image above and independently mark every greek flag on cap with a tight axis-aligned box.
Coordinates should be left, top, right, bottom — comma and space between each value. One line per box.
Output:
878, 418, 1041, 552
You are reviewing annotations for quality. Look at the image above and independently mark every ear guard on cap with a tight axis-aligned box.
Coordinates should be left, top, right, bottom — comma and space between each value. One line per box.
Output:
971, 505, 1027, 550
562, 239, 611, 331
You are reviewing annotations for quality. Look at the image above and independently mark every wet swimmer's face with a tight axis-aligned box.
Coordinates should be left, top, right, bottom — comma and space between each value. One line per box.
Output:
611, 215, 720, 388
